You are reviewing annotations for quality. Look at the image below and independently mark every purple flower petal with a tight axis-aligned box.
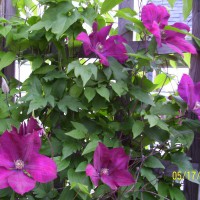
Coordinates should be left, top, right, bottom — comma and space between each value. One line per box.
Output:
101, 174, 117, 190
87, 143, 134, 190
0, 148, 14, 168
165, 23, 190, 39
109, 147, 129, 170
27, 117, 43, 134
1, 131, 40, 162
93, 143, 110, 171
86, 164, 99, 186
0, 167, 14, 189
97, 24, 112, 44
178, 74, 196, 109
76, 32, 92, 56
0, 131, 24, 161
141, 3, 170, 46
165, 36, 197, 55
8, 171, 36, 195
111, 170, 135, 187
178, 74, 193, 101
94, 52, 109, 66
104, 36, 128, 63
156, 5, 170, 29
92, 21, 98, 32
76, 22, 128, 66
26, 153, 57, 183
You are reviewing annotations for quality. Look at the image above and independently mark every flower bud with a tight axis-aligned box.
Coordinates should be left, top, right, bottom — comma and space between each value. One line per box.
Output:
1, 77, 9, 94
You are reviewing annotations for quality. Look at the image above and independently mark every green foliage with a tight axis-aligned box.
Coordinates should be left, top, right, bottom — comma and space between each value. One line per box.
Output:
183, 0, 193, 20
0, 52, 16, 70
101, 0, 123, 14
168, 0, 177, 7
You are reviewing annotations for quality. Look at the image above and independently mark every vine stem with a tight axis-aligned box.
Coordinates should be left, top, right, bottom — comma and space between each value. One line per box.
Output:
5, 93, 12, 117
44, 133, 54, 158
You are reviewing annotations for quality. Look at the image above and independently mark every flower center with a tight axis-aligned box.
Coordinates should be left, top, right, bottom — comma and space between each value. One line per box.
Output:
101, 168, 109, 175
96, 42, 104, 52
161, 30, 167, 40
193, 101, 200, 110
15, 159, 24, 170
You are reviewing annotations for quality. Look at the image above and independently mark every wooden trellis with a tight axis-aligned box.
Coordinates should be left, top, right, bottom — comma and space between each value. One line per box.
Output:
1, 0, 200, 199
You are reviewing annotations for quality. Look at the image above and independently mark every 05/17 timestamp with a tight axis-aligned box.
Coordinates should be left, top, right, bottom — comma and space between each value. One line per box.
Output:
172, 171, 200, 181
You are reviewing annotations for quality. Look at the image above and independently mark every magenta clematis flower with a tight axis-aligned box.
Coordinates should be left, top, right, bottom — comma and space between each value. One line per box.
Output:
0, 117, 57, 195
141, 3, 197, 55
86, 142, 135, 190
76, 22, 128, 66
178, 74, 200, 119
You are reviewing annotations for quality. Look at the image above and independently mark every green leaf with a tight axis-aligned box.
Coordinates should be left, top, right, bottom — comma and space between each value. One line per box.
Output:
93, 185, 110, 199
51, 79, 67, 99
58, 188, 75, 200
57, 95, 84, 113
0, 25, 12, 37
110, 81, 127, 96
158, 182, 169, 199
169, 187, 186, 200
183, 0, 192, 20
75, 65, 92, 86
0, 188, 12, 198
53, 156, 70, 172
157, 120, 169, 131
65, 129, 85, 139
82, 6, 98, 26
170, 127, 194, 148
62, 142, 80, 159
108, 57, 128, 81
69, 84, 83, 98
33, 183, 58, 199
153, 73, 173, 90
32, 56, 43, 71
144, 115, 159, 127
96, 87, 110, 102
150, 102, 178, 116
131, 86, 155, 106
43, 71, 67, 81
84, 87, 96, 102
128, 53, 152, 60
132, 120, 144, 138
134, 75, 157, 92
101, 0, 123, 14
68, 169, 91, 196
167, 0, 177, 7
115, 8, 144, 30
183, 118, 200, 130
144, 126, 169, 142
27, 97, 47, 114
144, 156, 165, 169
171, 152, 193, 172
75, 161, 87, 172
144, 115, 169, 131
33, 65, 55, 74
115, 8, 137, 20
0, 52, 16, 70
29, 2, 80, 38
141, 167, 158, 190
82, 140, 100, 155
74, 64, 97, 86
71, 121, 88, 133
